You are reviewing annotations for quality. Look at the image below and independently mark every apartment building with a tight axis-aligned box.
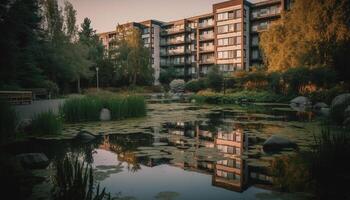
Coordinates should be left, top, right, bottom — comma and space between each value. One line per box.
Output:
99, 0, 291, 84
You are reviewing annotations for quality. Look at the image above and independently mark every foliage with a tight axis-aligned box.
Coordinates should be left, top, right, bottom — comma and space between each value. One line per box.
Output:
169, 79, 185, 93
309, 85, 348, 105
31, 111, 63, 135
330, 94, 350, 124
111, 27, 154, 86
191, 90, 285, 104
260, 0, 350, 81
159, 66, 177, 85
206, 66, 223, 92
60, 94, 146, 123
185, 79, 208, 92
0, 102, 17, 143
53, 155, 110, 200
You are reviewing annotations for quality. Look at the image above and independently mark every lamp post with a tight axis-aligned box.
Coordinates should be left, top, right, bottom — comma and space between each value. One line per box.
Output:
96, 67, 99, 91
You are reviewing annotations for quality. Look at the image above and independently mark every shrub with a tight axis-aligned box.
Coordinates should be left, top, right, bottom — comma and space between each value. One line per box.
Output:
53, 155, 110, 200
185, 79, 207, 92
191, 90, 285, 104
0, 101, 17, 143
169, 79, 185, 93
60, 94, 146, 123
31, 111, 62, 135
207, 66, 223, 92
309, 85, 348, 104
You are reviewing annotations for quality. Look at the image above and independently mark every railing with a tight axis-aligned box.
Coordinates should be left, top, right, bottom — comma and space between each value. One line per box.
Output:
199, 22, 214, 28
199, 34, 214, 40
161, 27, 191, 35
199, 46, 215, 52
0, 91, 32, 105
199, 58, 215, 64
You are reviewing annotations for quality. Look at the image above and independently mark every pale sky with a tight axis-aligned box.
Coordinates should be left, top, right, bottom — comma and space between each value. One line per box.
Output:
58, 0, 263, 33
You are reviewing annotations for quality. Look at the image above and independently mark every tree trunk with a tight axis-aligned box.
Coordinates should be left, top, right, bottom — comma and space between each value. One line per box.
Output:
77, 76, 81, 94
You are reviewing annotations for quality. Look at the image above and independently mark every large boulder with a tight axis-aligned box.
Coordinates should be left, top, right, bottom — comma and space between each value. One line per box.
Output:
330, 93, 350, 124
263, 135, 297, 152
313, 102, 329, 110
16, 153, 49, 169
75, 131, 96, 141
99, 108, 111, 121
170, 79, 185, 93
290, 96, 311, 107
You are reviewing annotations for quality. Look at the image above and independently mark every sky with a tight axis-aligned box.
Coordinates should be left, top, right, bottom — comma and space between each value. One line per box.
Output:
58, 0, 264, 33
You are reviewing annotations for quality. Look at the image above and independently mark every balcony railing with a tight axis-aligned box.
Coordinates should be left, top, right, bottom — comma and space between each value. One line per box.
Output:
161, 27, 191, 35
199, 34, 214, 40
199, 46, 214, 52
160, 61, 190, 66
198, 22, 214, 28
199, 58, 215, 64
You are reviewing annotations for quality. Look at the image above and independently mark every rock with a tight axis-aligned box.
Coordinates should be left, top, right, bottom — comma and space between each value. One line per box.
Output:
100, 108, 111, 121
330, 93, 350, 123
313, 102, 329, 110
16, 119, 32, 133
263, 135, 297, 152
344, 106, 350, 118
290, 96, 311, 107
320, 108, 330, 116
343, 117, 350, 128
16, 153, 49, 169
75, 131, 96, 141
191, 99, 196, 103
169, 79, 185, 93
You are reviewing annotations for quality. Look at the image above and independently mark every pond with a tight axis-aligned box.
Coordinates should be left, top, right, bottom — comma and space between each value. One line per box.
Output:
4, 102, 319, 200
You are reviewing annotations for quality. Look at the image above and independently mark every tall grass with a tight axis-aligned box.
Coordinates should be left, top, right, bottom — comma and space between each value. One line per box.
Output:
311, 127, 350, 199
0, 101, 17, 143
53, 155, 110, 200
60, 94, 146, 123
31, 111, 63, 135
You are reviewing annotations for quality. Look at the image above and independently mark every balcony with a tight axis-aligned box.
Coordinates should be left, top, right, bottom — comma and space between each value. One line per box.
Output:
160, 49, 191, 56
198, 22, 214, 29
160, 61, 190, 66
199, 46, 215, 52
199, 58, 215, 64
161, 27, 192, 36
199, 34, 214, 41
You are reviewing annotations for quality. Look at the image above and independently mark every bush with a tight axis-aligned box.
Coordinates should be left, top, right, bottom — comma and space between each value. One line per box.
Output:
309, 85, 348, 104
31, 111, 62, 135
191, 90, 285, 104
185, 79, 207, 92
60, 94, 146, 123
169, 79, 185, 93
0, 101, 17, 143
207, 66, 223, 92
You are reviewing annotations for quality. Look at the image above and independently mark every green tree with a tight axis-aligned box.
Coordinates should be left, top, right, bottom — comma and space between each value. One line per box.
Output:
207, 65, 223, 92
159, 66, 177, 85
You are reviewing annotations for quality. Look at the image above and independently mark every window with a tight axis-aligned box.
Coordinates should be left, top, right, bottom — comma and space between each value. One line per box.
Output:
218, 50, 241, 59
235, 23, 241, 32
235, 9, 241, 18
252, 49, 259, 59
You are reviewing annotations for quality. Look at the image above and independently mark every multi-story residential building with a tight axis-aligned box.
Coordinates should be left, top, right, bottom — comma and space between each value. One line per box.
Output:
99, 0, 291, 84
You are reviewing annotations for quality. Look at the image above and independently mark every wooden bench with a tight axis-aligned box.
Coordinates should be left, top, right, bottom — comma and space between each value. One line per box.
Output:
0, 91, 33, 105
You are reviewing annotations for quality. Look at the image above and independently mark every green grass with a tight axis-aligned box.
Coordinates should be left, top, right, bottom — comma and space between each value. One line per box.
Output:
0, 101, 17, 143
60, 94, 147, 123
31, 111, 63, 135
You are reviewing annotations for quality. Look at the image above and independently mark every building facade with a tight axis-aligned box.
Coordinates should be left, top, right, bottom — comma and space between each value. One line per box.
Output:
99, 0, 291, 84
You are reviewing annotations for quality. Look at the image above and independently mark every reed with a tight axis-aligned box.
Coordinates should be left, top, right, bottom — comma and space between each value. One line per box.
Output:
31, 110, 63, 135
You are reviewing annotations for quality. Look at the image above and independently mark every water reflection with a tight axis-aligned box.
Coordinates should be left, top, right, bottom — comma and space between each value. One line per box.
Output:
98, 121, 273, 193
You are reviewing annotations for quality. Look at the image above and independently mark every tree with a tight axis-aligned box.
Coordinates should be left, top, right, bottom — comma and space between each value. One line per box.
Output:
159, 66, 177, 85
114, 28, 154, 86
63, 0, 77, 42
260, 0, 350, 80
0, 0, 45, 89
207, 65, 223, 92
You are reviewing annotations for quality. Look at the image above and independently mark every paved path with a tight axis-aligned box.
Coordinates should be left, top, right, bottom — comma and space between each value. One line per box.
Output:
14, 99, 65, 121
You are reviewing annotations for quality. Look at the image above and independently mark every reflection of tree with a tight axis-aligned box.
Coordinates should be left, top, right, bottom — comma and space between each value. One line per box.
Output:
101, 133, 154, 172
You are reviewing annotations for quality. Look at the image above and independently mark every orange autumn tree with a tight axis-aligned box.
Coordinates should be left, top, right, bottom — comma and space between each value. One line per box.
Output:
260, 0, 350, 76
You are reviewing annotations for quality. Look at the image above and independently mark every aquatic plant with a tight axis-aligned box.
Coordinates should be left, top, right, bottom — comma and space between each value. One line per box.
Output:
53, 155, 110, 200
60, 94, 146, 123
31, 111, 63, 135
0, 101, 17, 143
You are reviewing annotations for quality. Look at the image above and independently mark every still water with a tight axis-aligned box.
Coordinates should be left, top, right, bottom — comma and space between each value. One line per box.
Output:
5, 103, 317, 200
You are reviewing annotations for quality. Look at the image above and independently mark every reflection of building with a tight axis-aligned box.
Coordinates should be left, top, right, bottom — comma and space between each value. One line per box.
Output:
213, 128, 249, 192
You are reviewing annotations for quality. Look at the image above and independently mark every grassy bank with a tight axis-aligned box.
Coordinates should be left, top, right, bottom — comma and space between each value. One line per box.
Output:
60, 93, 146, 123
190, 90, 289, 104
0, 101, 17, 144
